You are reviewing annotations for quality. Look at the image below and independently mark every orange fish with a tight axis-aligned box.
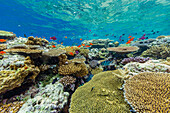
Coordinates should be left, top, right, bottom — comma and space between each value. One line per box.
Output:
61, 42, 63, 44
77, 45, 81, 48
82, 44, 85, 46
52, 45, 56, 48
129, 37, 135, 41
89, 43, 93, 45
24, 66, 28, 70
69, 52, 74, 56
0, 51, 6, 55
43, 37, 45, 38
71, 46, 73, 49
80, 38, 82, 40
126, 41, 131, 44
0, 39, 6, 43
65, 36, 67, 38
85, 45, 90, 47
128, 36, 132, 38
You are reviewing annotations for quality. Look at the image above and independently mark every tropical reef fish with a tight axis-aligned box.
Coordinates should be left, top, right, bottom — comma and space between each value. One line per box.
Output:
89, 43, 93, 45
0, 39, 6, 43
0, 51, 6, 55
69, 52, 74, 56
50, 36, 57, 40
77, 45, 81, 48
85, 45, 90, 47
139, 34, 146, 40
52, 45, 56, 48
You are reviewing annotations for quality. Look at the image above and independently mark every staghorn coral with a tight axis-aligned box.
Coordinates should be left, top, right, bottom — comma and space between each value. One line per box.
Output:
58, 61, 88, 77
107, 46, 139, 54
18, 83, 69, 113
123, 72, 170, 113
0, 101, 25, 113
69, 70, 130, 113
123, 61, 170, 76
141, 44, 170, 59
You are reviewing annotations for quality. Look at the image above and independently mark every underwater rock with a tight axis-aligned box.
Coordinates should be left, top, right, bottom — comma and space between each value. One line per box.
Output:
123, 72, 170, 113
123, 61, 170, 76
69, 70, 130, 113
18, 83, 69, 113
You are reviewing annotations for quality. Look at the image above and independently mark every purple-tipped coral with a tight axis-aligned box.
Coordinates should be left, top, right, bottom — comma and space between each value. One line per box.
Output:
121, 57, 150, 64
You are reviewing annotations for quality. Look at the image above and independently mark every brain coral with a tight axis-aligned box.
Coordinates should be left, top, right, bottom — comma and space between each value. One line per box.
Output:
69, 70, 131, 113
123, 72, 170, 113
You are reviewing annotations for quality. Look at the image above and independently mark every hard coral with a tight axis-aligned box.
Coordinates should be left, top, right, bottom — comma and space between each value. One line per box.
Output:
121, 57, 150, 64
141, 44, 170, 59
0, 101, 24, 113
58, 61, 88, 77
123, 72, 170, 113
25, 36, 49, 46
107, 46, 139, 54
0, 30, 16, 40
69, 70, 130, 113
60, 46, 80, 56
59, 76, 76, 87
0, 44, 7, 51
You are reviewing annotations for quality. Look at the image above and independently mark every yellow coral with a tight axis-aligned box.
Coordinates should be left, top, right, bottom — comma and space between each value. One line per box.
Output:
25, 36, 49, 46
60, 46, 80, 55
0, 101, 24, 113
124, 72, 170, 113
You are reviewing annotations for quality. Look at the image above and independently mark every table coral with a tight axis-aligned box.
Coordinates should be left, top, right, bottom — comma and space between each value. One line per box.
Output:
0, 30, 16, 40
69, 70, 130, 113
25, 36, 49, 46
18, 83, 69, 113
123, 72, 170, 113
107, 46, 139, 54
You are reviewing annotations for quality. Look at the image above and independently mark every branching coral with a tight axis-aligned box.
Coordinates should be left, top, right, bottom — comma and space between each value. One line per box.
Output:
58, 60, 88, 77
123, 72, 170, 113
59, 76, 76, 90
141, 44, 170, 59
121, 57, 150, 64
0, 101, 25, 113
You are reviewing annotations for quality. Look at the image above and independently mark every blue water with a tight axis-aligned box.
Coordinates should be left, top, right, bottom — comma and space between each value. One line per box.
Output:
0, 0, 170, 46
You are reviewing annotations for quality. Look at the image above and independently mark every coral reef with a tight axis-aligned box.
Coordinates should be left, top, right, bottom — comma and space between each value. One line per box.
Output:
59, 76, 76, 91
0, 56, 40, 94
123, 72, 170, 113
82, 39, 115, 48
89, 60, 99, 68
60, 46, 80, 56
107, 46, 139, 54
123, 61, 170, 76
58, 61, 88, 77
91, 67, 103, 75
18, 83, 69, 113
0, 30, 16, 40
25, 36, 49, 46
141, 44, 170, 59
42, 49, 66, 57
0, 44, 7, 51
69, 70, 130, 113
79, 48, 89, 57
0, 101, 25, 113
121, 57, 150, 64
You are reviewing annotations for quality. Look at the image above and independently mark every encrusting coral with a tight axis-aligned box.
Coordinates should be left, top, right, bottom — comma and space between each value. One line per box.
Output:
0, 56, 40, 94
69, 70, 130, 113
123, 72, 170, 113
141, 44, 170, 59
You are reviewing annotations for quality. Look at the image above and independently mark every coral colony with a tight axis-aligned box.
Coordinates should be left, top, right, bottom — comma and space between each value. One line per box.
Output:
0, 31, 169, 113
